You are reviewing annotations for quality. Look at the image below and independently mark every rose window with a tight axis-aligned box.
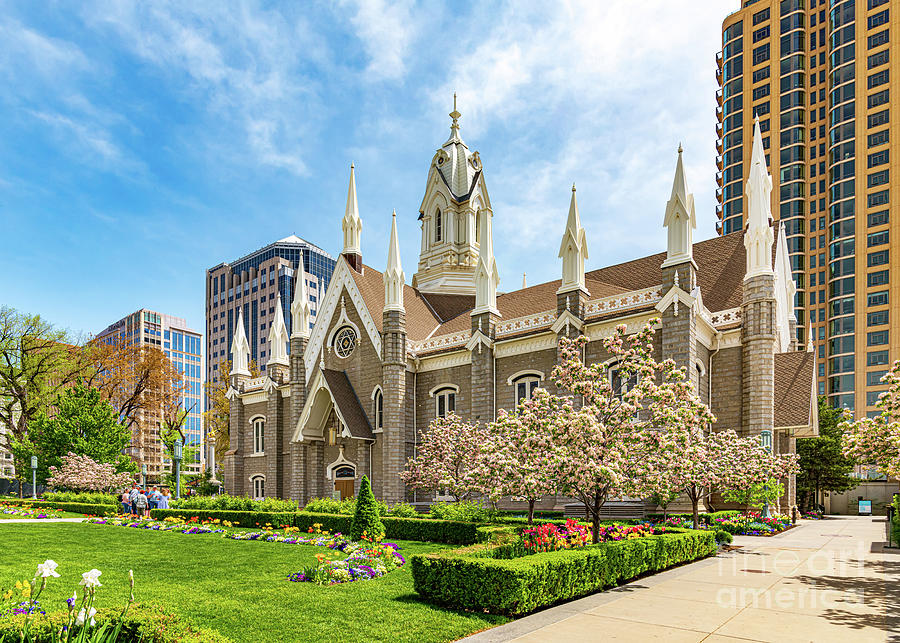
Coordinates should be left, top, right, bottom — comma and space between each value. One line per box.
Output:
334, 327, 357, 358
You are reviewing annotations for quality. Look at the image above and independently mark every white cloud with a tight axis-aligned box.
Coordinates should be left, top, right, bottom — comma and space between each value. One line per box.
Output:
340, 0, 419, 81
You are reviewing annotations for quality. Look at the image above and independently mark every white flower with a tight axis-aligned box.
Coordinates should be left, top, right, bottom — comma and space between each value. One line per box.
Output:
75, 607, 97, 627
80, 569, 102, 589
36, 559, 60, 578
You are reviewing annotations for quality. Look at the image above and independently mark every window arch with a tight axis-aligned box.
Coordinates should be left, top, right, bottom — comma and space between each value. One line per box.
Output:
371, 387, 384, 432
334, 465, 355, 479
249, 416, 265, 454
509, 371, 544, 404
607, 361, 638, 398
434, 208, 442, 242
250, 475, 265, 500
430, 385, 458, 418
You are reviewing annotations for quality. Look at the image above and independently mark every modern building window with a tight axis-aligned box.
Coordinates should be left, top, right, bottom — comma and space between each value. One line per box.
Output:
868, 130, 889, 148
868, 210, 889, 227
868, 70, 889, 90
868, 250, 889, 267
868, 30, 889, 49
253, 418, 265, 454
867, 110, 889, 128
868, 310, 889, 327
868, 291, 889, 307
752, 85, 770, 100
433, 386, 457, 418
753, 7, 770, 24
868, 350, 889, 367
753, 26, 770, 43
868, 10, 889, 30
868, 89, 889, 109
868, 190, 889, 208
752, 43, 770, 64
868, 149, 889, 168
868, 49, 889, 69
867, 370, 888, 386
868, 170, 889, 188
752, 66, 770, 83
867, 270, 889, 287
867, 391, 886, 406
868, 330, 889, 346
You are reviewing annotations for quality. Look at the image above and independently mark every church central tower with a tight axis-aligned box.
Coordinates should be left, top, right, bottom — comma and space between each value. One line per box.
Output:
412, 96, 492, 296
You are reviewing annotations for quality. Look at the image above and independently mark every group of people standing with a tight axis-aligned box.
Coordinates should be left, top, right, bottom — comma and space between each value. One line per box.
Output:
120, 485, 171, 517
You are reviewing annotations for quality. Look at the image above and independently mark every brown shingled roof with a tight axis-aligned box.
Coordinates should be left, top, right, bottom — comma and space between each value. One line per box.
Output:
346, 261, 442, 341
321, 369, 374, 440
774, 351, 816, 429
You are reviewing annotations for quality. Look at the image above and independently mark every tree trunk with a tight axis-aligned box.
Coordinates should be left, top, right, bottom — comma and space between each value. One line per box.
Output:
527, 498, 535, 525
591, 488, 601, 544
663, 504, 669, 520
690, 486, 701, 530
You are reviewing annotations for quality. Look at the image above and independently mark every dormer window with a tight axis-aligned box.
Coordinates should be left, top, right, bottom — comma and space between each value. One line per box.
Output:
434, 209, 442, 242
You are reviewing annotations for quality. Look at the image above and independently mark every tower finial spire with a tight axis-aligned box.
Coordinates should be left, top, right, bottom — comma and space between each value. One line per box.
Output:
267, 292, 290, 367
384, 209, 405, 313
662, 144, 696, 268
448, 92, 461, 141
558, 184, 589, 294
744, 116, 775, 278
341, 163, 363, 269
291, 253, 311, 339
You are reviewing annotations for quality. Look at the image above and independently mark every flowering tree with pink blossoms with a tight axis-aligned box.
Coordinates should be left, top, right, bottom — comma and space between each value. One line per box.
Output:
400, 413, 488, 502
671, 428, 798, 529
550, 320, 717, 543
46, 452, 133, 492
841, 361, 900, 478
478, 388, 572, 524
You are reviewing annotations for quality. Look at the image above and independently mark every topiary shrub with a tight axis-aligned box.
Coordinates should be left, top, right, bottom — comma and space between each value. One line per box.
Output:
715, 530, 733, 545
350, 476, 384, 541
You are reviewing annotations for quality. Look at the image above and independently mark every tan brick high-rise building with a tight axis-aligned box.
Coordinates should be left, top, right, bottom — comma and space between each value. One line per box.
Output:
717, 0, 898, 417
223, 105, 816, 509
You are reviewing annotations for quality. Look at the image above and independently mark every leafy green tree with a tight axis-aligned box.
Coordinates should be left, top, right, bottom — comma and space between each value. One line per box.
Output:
14, 383, 136, 483
350, 475, 384, 542
798, 397, 857, 511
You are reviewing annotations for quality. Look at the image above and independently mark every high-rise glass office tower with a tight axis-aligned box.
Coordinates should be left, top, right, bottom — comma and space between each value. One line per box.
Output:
205, 235, 335, 385
717, 0, 896, 416
98, 309, 204, 478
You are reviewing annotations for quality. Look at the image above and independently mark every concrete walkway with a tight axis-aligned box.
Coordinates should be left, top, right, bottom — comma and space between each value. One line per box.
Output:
0, 518, 86, 523
462, 516, 899, 642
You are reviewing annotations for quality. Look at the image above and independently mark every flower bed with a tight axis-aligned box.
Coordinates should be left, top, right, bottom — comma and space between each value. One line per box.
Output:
656, 511, 791, 536
86, 517, 407, 585
0, 502, 64, 520
411, 528, 716, 615
801, 510, 824, 520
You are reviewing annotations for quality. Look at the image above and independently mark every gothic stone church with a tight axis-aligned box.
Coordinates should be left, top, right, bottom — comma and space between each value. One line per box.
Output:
224, 107, 817, 509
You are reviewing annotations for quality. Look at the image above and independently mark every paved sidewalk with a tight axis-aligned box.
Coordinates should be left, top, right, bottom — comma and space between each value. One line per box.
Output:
461, 516, 899, 642
0, 518, 86, 523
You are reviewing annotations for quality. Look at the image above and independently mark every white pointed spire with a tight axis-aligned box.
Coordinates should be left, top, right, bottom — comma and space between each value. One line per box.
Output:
522, 272, 527, 289
342, 163, 362, 256
446, 92, 462, 145
291, 255, 311, 339
558, 183, 589, 294
662, 144, 696, 268
472, 207, 499, 316
384, 210, 405, 313
774, 222, 798, 351
230, 308, 250, 377
745, 117, 775, 279
267, 293, 290, 367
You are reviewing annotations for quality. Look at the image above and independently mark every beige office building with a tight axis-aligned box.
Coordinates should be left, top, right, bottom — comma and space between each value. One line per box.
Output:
717, 0, 898, 416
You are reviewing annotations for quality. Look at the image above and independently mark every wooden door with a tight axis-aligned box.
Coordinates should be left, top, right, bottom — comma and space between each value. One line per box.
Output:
335, 479, 355, 499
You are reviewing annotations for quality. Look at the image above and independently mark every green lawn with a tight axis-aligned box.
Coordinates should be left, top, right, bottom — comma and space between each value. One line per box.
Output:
0, 523, 508, 642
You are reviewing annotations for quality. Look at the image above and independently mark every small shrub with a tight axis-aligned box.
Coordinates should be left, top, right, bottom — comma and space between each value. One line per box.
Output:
303, 496, 355, 515
387, 502, 418, 518
44, 491, 119, 505
169, 494, 298, 513
429, 500, 499, 523
350, 476, 384, 541
150, 509, 297, 528
715, 530, 733, 545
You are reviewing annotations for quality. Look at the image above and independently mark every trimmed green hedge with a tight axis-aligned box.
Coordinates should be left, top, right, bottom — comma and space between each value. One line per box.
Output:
145, 508, 514, 545
411, 529, 717, 615
891, 495, 900, 545
647, 511, 742, 525
149, 509, 297, 528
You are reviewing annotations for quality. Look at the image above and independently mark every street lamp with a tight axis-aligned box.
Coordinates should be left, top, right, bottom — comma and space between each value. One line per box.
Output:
760, 430, 773, 519
174, 438, 183, 500
141, 464, 147, 488
30, 456, 37, 500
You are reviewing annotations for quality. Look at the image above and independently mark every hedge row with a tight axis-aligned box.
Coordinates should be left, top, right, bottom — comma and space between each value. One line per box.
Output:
646, 510, 742, 524
0, 497, 117, 516
150, 509, 298, 528
147, 509, 514, 544
891, 495, 900, 545
411, 528, 717, 615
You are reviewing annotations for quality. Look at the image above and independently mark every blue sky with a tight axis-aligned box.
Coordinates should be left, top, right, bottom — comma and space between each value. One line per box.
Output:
0, 1, 725, 338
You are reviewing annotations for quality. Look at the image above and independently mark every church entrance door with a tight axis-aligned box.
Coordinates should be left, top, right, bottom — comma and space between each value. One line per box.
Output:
335, 479, 355, 499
